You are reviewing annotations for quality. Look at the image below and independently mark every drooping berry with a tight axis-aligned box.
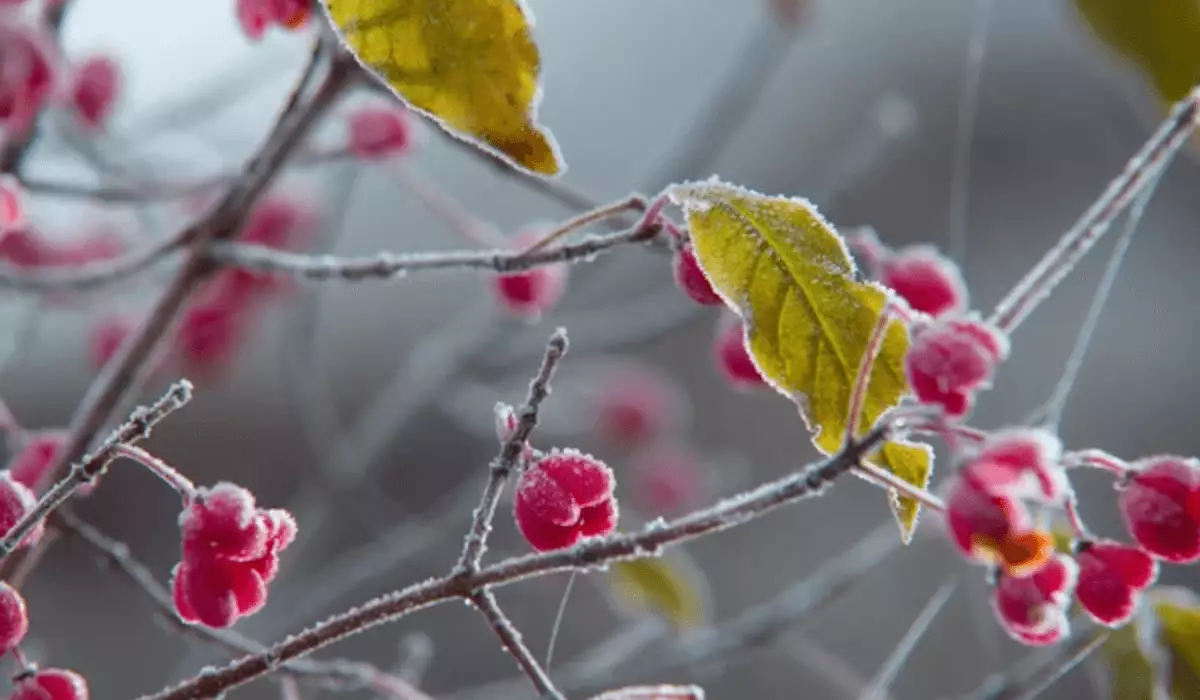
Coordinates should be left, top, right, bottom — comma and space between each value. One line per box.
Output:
944, 472, 1053, 577
172, 559, 267, 628
672, 242, 723, 306
0, 581, 28, 653
7, 431, 65, 491
270, 0, 311, 29
991, 553, 1078, 646
713, 315, 765, 389
1117, 456, 1200, 563
905, 314, 1008, 419
878, 245, 968, 318
1074, 540, 1157, 627
69, 55, 120, 131
0, 470, 42, 548
235, 0, 273, 40
10, 669, 89, 700
175, 301, 247, 378
180, 482, 269, 563
963, 428, 1066, 502
588, 363, 685, 448
491, 230, 568, 320
629, 443, 706, 517
514, 449, 617, 552
346, 103, 413, 160
0, 176, 24, 233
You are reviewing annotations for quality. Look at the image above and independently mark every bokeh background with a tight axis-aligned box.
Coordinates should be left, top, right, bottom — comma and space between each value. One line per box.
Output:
1, 0, 1198, 697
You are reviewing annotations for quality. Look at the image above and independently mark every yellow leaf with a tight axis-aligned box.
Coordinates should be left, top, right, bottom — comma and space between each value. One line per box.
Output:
605, 550, 710, 631
669, 179, 931, 541
324, 0, 564, 175
1073, 0, 1200, 104
1097, 587, 1200, 700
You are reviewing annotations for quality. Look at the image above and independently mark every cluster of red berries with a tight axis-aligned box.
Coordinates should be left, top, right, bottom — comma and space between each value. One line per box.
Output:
0, 582, 89, 700
172, 482, 297, 628
513, 449, 618, 552
235, 0, 311, 40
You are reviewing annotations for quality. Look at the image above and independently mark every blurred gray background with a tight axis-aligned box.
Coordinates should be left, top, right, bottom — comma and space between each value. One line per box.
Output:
1, 0, 1198, 697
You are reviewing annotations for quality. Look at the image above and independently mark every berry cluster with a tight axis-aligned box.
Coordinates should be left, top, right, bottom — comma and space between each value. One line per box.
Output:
513, 449, 617, 552
235, 0, 311, 40
0, 582, 89, 700
172, 482, 297, 628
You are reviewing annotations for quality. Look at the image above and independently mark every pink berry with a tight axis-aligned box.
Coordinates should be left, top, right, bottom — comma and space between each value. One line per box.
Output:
270, 0, 311, 30
1074, 540, 1157, 627
10, 669, 89, 700
7, 431, 65, 491
0, 581, 28, 653
1117, 456, 1200, 563
175, 301, 247, 377
0, 229, 51, 268
713, 316, 765, 389
878, 245, 968, 318
629, 443, 705, 516
235, 0, 272, 40
180, 482, 269, 563
905, 314, 1008, 419
991, 553, 1078, 646
172, 559, 267, 628
0, 470, 43, 548
491, 230, 568, 319
589, 364, 684, 448
963, 428, 1066, 502
0, 20, 60, 133
672, 242, 723, 306
0, 176, 24, 233
346, 104, 413, 160
69, 55, 119, 131
514, 449, 617, 552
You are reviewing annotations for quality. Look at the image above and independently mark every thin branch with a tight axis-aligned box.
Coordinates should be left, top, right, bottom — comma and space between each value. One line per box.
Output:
0, 229, 190, 293
141, 424, 891, 699
207, 217, 667, 283
962, 630, 1109, 700
519, 195, 648, 255
111, 444, 197, 498
55, 509, 431, 699
469, 590, 565, 700
988, 85, 1200, 334
861, 579, 958, 700
0, 380, 193, 559
946, 0, 994, 266
456, 329, 569, 573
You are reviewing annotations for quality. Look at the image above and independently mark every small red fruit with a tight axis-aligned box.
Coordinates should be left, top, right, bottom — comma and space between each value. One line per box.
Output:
0, 470, 43, 548
69, 55, 120, 131
10, 669, 89, 700
878, 245, 968, 318
346, 104, 413, 160
1074, 540, 1157, 627
991, 553, 1078, 646
1117, 456, 1200, 563
491, 230, 568, 320
713, 315, 765, 389
514, 449, 617, 552
7, 431, 65, 491
0, 580, 28, 653
905, 315, 1008, 419
180, 482, 269, 563
672, 242, 722, 306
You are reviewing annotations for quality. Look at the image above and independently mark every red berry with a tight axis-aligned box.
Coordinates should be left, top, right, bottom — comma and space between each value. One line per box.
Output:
0, 470, 43, 548
672, 242, 723, 306
7, 431, 65, 491
235, 0, 272, 40
270, 0, 310, 29
69, 55, 119, 131
172, 559, 267, 628
991, 553, 1077, 646
491, 230, 568, 319
0, 229, 51, 268
1074, 540, 1157, 627
346, 104, 413, 160
963, 428, 1066, 502
10, 669, 89, 700
1118, 456, 1200, 563
905, 314, 1008, 419
713, 316, 765, 389
629, 443, 705, 517
588, 363, 684, 448
878, 245, 968, 318
86, 315, 134, 371
514, 449, 617, 552
0, 176, 24, 233
0, 581, 28, 653
180, 482, 269, 563
0, 20, 60, 133
175, 301, 247, 377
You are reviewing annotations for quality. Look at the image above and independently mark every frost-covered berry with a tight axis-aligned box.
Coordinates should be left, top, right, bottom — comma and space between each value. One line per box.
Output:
944, 472, 1052, 577
346, 104, 413, 160
0, 176, 24, 233
672, 242, 722, 306
10, 669, 89, 700
588, 364, 684, 448
1117, 456, 1200, 563
714, 316, 765, 389
514, 449, 617, 551
991, 553, 1078, 646
0, 470, 43, 548
1074, 540, 1157, 627
0, 581, 28, 653
172, 558, 267, 628
963, 428, 1066, 502
7, 431, 65, 491
878, 245, 968, 318
180, 483, 270, 563
491, 230, 568, 319
69, 55, 119, 131
905, 315, 1008, 419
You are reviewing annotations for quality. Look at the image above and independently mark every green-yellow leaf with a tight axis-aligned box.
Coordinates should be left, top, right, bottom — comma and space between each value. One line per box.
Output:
1097, 587, 1200, 700
604, 551, 711, 631
324, 0, 564, 175
1073, 0, 1200, 104
669, 179, 932, 541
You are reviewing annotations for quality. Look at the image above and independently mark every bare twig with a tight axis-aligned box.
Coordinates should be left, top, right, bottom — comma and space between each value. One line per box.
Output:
208, 217, 666, 283
469, 589, 565, 700
0, 381, 193, 559
456, 329, 569, 573
861, 579, 958, 700
141, 424, 891, 699
988, 85, 1200, 333
962, 630, 1109, 700
946, 0, 994, 266
0, 229, 191, 293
